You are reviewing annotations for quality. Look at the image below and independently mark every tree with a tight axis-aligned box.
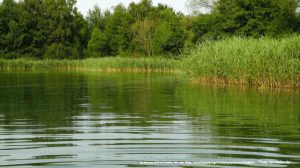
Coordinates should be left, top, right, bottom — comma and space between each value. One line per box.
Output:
0, 0, 24, 58
160, 26, 187, 56
87, 5, 104, 30
86, 4, 132, 57
87, 28, 110, 57
44, 43, 79, 59
213, 0, 300, 37
191, 0, 300, 41
186, 0, 217, 15
265, 0, 300, 36
19, 0, 88, 59
106, 5, 133, 54
131, 19, 156, 57
150, 5, 188, 56
128, 0, 153, 20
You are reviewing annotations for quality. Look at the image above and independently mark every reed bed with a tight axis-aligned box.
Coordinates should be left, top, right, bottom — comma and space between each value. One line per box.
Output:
181, 36, 300, 88
0, 57, 179, 72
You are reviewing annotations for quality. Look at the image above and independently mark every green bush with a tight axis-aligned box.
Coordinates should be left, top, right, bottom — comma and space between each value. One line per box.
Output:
44, 43, 79, 59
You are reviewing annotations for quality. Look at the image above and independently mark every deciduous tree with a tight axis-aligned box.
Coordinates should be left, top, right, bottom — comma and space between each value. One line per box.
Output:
131, 19, 156, 57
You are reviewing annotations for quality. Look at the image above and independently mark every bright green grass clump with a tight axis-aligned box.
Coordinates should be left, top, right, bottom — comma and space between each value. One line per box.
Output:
182, 36, 300, 88
0, 57, 179, 72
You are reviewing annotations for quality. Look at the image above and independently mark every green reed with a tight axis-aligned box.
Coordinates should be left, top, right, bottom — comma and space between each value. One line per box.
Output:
0, 57, 179, 72
181, 36, 300, 88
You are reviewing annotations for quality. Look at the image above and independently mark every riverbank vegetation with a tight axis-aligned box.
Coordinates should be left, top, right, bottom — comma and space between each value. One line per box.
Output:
0, 0, 300, 88
182, 36, 300, 88
0, 57, 179, 72
1, 36, 299, 88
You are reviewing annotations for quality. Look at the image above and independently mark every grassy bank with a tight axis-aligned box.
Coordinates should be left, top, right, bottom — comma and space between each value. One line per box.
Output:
1, 36, 300, 88
182, 36, 300, 88
0, 57, 179, 72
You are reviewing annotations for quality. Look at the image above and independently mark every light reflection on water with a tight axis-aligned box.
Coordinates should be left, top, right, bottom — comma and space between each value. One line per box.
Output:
0, 71, 299, 168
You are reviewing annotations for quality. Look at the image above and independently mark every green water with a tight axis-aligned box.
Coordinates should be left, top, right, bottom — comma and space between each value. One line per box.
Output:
0, 71, 299, 168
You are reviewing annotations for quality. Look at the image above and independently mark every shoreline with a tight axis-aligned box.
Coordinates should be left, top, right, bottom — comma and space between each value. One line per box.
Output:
190, 77, 300, 89
0, 57, 299, 89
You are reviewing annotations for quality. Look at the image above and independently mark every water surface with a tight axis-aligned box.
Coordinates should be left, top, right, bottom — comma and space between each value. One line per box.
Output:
0, 71, 299, 168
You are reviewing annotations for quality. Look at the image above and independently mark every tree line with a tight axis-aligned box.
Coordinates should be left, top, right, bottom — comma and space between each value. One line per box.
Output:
0, 0, 300, 59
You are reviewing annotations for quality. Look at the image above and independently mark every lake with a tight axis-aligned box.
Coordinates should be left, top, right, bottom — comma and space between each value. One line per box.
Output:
0, 71, 299, 168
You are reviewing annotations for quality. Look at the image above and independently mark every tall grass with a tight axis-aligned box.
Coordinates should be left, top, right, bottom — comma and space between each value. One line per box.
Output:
0, 57, 179, 72
1, 36, 299, 88
182, 36, 300, 88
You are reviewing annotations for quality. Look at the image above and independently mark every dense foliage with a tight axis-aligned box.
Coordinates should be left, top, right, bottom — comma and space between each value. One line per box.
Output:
191, 0, 300, 41
182, 36, 300, 87
0, 0, 300, 59
0, 0, 89, 59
